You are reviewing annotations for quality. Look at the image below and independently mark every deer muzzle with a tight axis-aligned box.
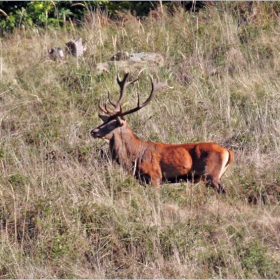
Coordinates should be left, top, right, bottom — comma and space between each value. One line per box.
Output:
90, 129, 100, 138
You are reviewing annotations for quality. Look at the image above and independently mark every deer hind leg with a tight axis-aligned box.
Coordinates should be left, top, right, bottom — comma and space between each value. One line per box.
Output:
205, 175, 226, 194
205, 152, 229, 194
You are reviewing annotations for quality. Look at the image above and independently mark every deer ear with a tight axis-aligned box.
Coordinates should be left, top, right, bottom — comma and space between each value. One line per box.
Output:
117, 116, 125, 126
98, 114, 109, 122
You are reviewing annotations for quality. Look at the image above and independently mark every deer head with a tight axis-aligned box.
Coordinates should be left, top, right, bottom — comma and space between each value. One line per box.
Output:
91, 73, 170, 140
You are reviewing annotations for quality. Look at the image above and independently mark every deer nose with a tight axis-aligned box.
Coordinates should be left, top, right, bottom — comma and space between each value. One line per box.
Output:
90, 129, 97, 137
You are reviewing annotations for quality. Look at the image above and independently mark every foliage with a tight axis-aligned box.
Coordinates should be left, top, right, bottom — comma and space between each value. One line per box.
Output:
0, 1, 76, 32
0, 1, 158, 34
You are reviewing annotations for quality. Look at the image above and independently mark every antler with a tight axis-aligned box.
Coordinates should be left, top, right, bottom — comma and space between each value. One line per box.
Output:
106, 73, 139, 113
98, 73, 171, 117
98, 73, 138, 115
121, 74, 171, 117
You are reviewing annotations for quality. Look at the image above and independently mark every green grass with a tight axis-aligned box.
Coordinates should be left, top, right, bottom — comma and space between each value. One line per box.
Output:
0, 2, 280, 278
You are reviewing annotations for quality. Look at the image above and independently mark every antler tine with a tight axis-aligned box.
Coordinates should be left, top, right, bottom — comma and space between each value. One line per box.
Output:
114, 73, 139, 112
121, 74, 171, 117
98, 97, 107, 114
98, 97, 115, 116
104, 101, 116, 115
114, 73, 129, 112
107, 90, 117, 107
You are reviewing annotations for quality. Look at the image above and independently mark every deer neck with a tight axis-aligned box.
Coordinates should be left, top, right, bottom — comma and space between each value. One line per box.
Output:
109, 123, 144, 167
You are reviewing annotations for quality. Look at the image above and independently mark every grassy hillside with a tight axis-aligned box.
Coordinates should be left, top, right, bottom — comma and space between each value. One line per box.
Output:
0, 2, 280, 278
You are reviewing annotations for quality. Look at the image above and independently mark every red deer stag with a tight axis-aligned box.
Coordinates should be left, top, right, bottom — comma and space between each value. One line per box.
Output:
91, 73, 234, 193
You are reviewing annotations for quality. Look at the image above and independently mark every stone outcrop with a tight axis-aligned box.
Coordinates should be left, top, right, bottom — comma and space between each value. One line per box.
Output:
93, 52, 165, 75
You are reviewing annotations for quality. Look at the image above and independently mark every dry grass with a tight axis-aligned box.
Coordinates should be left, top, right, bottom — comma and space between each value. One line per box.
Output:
0, 2, 280, 278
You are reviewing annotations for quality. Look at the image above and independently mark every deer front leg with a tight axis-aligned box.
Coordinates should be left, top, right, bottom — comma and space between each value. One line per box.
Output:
137, 159, 162, 188
142, 170, 162, 188
150, 176, 161, 188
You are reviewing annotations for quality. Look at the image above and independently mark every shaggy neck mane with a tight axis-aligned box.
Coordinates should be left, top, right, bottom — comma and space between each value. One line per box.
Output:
109, 123, 146, 170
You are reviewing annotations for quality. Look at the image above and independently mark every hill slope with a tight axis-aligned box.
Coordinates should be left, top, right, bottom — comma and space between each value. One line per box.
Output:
0, 3, 280, 278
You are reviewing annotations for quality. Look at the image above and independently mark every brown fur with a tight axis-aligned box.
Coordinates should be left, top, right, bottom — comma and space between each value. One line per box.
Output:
91, 73, 234, 193
91, 117, 234, 193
